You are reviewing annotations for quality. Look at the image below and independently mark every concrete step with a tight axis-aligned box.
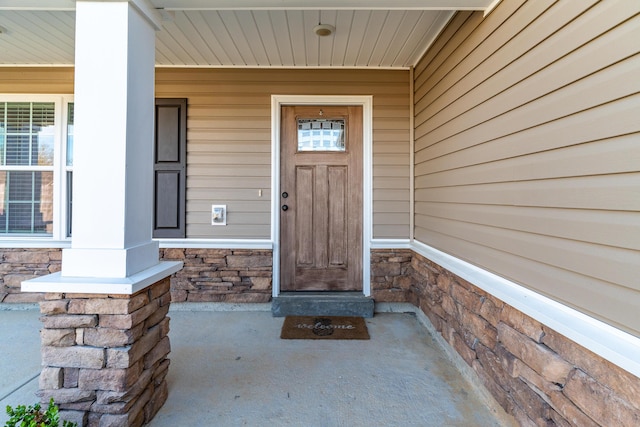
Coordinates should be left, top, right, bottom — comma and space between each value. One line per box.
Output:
272, 292, 374, 318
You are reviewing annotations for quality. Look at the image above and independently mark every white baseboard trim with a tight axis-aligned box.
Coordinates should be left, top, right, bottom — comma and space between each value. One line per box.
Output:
0, 239, 71, 248
370, 239, 411, 249
157, 239, 273, 249
411, 241, 640, 379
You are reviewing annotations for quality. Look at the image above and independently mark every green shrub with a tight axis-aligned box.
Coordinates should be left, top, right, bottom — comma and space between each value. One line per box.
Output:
4, 398, 77, 427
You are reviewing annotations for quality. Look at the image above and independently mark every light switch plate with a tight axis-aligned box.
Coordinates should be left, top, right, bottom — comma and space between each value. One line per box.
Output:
211, 205, 227, 226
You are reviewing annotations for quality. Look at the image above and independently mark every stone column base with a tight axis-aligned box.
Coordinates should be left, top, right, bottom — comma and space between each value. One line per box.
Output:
38, 277, 172, 427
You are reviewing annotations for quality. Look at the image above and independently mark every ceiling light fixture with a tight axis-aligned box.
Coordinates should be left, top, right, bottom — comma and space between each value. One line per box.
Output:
314, 24, 335, 37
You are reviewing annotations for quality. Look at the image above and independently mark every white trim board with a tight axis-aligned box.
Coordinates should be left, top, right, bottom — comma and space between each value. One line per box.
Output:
22, 260, 183, 295
157, 239, 272, 249
271, 95, 373, 298
412, 241, 640, 379
371, 239, 411, 249
0, 239, 71, 248
0, 237, 403, 250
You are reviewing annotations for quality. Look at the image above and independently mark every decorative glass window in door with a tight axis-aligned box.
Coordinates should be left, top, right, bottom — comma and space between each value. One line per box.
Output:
297, 119, 345, 152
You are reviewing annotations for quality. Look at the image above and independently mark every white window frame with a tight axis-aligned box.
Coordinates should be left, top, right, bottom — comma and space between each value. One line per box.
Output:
0, 94, 74, 246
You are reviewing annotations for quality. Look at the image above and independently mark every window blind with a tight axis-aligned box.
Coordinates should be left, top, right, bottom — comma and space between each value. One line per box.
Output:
0, 102, 55, 235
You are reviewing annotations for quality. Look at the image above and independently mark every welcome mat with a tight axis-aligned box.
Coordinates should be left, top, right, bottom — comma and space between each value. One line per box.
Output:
280, 316, 370, 340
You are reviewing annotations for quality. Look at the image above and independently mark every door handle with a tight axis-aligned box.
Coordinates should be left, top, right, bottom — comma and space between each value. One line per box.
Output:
282, 205, 289, 211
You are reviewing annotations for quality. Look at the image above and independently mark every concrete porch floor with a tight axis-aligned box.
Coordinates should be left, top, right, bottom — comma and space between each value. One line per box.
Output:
0, 305, 515, 426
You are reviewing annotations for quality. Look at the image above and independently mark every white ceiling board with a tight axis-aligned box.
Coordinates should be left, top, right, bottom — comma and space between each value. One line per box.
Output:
356, 11, 388, 67
369, 11, 405, 67
404, 11, 453, 67
318, 10, 337, 66
382, 11, 423, 66
152, 0, 492, 10
172, 11, 219, 64
330, 10, 353, 67
0, 0, 75, 10
341, 10, 369, 67
156, 21, 198, 65
0, 0, 494, 11
0, 11, 75, 64
266, 11, 295, 66
286, 10, 306, 67
303, 10, 321, 66
183, 11, 232, 64
0, 6, 458, 68
241, 11, 271, 66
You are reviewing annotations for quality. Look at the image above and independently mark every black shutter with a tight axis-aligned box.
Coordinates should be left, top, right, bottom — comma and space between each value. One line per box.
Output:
153, 98, 187, 238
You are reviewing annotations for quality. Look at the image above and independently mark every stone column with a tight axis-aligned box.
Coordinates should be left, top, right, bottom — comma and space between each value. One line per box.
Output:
38, 278, 171, 426
22, 1, 182, 425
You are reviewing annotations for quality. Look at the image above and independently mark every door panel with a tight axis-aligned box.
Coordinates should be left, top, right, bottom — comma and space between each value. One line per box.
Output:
328, 166, 347, 266
296, 166, 314, 266
280, 105, 363, 292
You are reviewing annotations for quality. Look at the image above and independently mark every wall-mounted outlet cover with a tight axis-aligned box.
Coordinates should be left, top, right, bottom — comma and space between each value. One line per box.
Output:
211, 205, 227, 225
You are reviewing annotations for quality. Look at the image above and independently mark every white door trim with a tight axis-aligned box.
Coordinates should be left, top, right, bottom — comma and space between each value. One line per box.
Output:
271, 95, 373, 297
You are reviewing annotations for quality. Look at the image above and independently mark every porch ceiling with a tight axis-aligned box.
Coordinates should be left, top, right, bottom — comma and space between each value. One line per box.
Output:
0, 0, 494, 68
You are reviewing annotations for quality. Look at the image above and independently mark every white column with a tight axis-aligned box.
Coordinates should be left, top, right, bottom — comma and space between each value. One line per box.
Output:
23, 0, 181, 294
61, 0, 161, 278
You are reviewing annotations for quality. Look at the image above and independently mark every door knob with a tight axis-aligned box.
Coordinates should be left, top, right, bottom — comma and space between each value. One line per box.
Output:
282, 205, 289, 211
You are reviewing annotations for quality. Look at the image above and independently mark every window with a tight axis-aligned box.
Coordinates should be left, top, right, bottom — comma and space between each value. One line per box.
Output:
297, 119, 345, 152
66, 103, 74, 236
0, 96, 73, 240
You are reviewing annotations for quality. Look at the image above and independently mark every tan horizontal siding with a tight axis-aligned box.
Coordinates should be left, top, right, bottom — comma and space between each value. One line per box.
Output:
414, 4, 640, 336
186, 224, 270, 238
373, 177, 410, 190
415, 0, 595, 123
417, 227, 640, 334
156, 68, 410, 239
416, 214, 639, 288
0, 67, 74, 93
416, 202, 640, 251
416, 136, 640, 187
416, 53, 639, 150
416, 2, 639, 151
1, 67, 410, 240
416, 174, 640, 211
415, 95, 640, 170
375, 200, 411, 213
372, 76, 410, 238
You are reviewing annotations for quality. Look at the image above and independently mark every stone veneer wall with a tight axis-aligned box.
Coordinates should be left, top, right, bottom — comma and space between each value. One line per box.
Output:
38, 278, 172, 427
0, 248, 414, 305
410, 252, 640, 427
370, 249, 413, 302
0, 248, 272, 304
159, 248, 272, 303
0, 248, 61, 303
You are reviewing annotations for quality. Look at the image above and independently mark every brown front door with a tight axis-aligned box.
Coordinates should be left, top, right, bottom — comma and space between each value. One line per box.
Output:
280, 105, 363, 291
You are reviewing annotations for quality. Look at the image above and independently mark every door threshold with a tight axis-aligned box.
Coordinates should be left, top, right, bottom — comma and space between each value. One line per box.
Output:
277, 291, 366, 298
272, 292, 374, 318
